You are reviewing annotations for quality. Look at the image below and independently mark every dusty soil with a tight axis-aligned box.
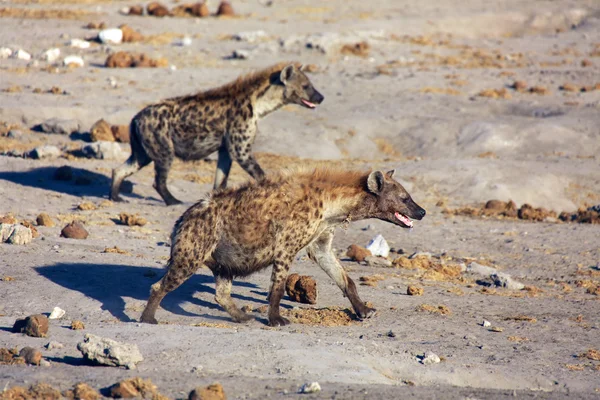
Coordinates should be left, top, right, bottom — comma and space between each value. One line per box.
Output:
1, 0, 600, 398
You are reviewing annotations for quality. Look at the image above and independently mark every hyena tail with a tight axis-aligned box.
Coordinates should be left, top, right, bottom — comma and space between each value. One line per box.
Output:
140, 199, 218, 324
109, 119, 152, 201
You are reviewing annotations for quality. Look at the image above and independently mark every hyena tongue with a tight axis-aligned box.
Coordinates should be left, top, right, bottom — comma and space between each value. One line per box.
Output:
394, 212, 413, 228
301, 99, 316, 108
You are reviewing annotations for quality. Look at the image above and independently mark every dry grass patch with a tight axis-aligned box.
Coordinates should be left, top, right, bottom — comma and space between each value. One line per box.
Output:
283, 307, 354, 326
0, 7, 100, 19
416, 304, 451, 315
504, 315, 537, 323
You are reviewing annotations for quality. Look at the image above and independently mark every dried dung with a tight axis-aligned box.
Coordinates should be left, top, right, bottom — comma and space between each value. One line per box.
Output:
62, 382, 101, 400
416, 304, 451, 315
407, 285, 424, 296
77, 201, 97, 211
89, 119, 114, 142
285, 273, 317, 304
70, 320, 85, 330
359, 274, 386, 287
188, 383, 226, 400
283, 307, 354, 326
119, 212, 147, 226
340, 41, 370, 57
37, 213, 55, 227
216, 1, 234, 16
109, 377, 167, 399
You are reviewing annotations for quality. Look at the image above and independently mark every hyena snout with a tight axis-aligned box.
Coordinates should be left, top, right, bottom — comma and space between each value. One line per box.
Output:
408, 201, 426, 220
310, 89, 324, 105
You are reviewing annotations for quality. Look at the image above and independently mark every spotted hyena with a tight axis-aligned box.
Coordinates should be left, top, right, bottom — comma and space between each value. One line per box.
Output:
110, 62, 324, 205
140, 167, 426, 327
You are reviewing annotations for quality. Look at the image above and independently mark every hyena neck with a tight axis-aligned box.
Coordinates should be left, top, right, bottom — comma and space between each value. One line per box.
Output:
323, 192, 376, 225
252, 84, 285, 118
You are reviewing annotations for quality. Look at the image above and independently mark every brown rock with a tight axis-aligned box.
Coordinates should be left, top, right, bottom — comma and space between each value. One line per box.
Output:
192, 2, 210, 17
63, 382, 101, 400
70, 320, 85, 330
128, 5, 144, 15
13, 314, 49, 337
85, 21, 106, 29
581, 59, 593, 67
119, 24, 144, 43
21, 220, 39, 238
216, 1, 234, 16
147, 2, 170, 17
407, 285, 424, 296
19, 347, 42, 365
0, 214, 17, 224
90, 119, 114, 142
346, 244, 372, 262
285, 273, 317, 304
111, 125, 130, 143
484, 199, 507, 211
109, 378, 165, 399
61, 221, 89, 239
560, 83, 579, 92
132, 53, 168, 68
119, 212, 147, 226
105, 51, 134, 68
109, 380, 139, 398
53, 165, 73, 181
511, 80, 527, 92
529, 86, 550, 95
189, 383, 226, 400
340, 41, 370, 57
77, 201, 97, 211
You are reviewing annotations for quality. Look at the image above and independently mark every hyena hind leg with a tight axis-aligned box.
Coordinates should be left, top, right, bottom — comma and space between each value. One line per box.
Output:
110, 155, 150, 202
213, 274, 253, 323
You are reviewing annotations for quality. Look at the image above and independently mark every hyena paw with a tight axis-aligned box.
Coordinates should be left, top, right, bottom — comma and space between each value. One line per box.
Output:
140, 315, 158, 324
357, 306, 377, 320
232, 313, 253, 323
110, 195, 126, 203
268, 315, 290, 327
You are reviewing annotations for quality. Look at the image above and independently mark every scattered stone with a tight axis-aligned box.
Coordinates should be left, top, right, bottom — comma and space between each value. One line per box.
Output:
128, 5, 144, 15
478, 88, 511, 99
230, 49, 252, 60
482, 320, 491, 327
53, 165, 73, 181
13, 314, 49, 337
560, 83, 579, 92
466, 261, 497, 276
188, 383, 226, 400
491, 272, 525, 290
42, 48, 61, 63
0, 47, 12, 59
111, 125, 130, 142
109, 377, 163, 398
233, 30, 267, 43
29, 145, 62, 160
71, 320, 85, 330
45, 341, 64, 350
421, 351, 441, 365
61, 221, 89, 239
120, 24, 144, 42
7, 129, 23, 138
510, 80, 528, 92
416, 304, 451, 315
365, 255, 392, 268
299, 382, 321, 394
77, 333, 143, 368
12, 49, 32, 61
63, 55, 85, 68
90, 119, 114, 142
19, 347, 42, 365
81, 141, 125, 160
49, 306, 66, 320
36, 118, 80, 135
366, 234, 390, 257
346, 244, 371, 262
119, 212, 147, 227
407, 285, 424, 296
78, 201, 97, 211
175, 36, 193, 47
98, 28, 123, 45
359, 274, 385, 287
147, 2, 170, 17
69, 38, 91, 49
285, 273, 317, 304
63, 382, 101, 400
489, 326, 504, 332
4, 224, 33, 245
105, 51, 168, 68
340, 41, 370, 57
216, 1, 234, 16
85, 21, 106, 29
529, 86, 549, 95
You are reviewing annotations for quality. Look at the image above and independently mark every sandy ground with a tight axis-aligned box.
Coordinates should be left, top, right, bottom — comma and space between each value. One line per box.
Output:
1, 0, 600, 398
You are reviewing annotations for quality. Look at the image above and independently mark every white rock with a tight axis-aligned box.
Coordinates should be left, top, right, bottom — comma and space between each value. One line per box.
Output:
231, 49, 251, 59
234, 30, 267, 43
6, 225, 33, 245
69, 39, 91, 49
63, 55, 84, 67
12, 49, 31, 61
119, 6, 131, 15
81, 141, 125, 160
42, 48, 60, 62
77, 333, 143, 368
466, 261, 497, 276
0, 47, 13, 59
45, 341, 65, 350
98, 28, 123, 45
0, 224, 16, 242
175, 36, 192, 46
299, 382, 321, 394
49, 306, 66, 320
40, 359, 51, 367
421, 351, 441, 365
482, 320, 491, 327
365, 255, 392, 268
29, 145, 62, 160
366, 234, 390, 257
491, 272, 525, 290
37, 118, 80, 135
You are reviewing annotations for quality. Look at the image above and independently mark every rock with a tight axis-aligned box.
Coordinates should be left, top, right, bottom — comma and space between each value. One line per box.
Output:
42, 48, 60, 63
421, 351, 441, 365
175, 36, 193, 47
346, 244, 371, 262
188, 383, 226, 400
29, 145, 62, 160
36, 118, 80, 135
69, 39, 91, 49
230, 49, 252, 60
128, 5, 144, 15
482, 320, 491, 327
119, 25, 143, 43
0, 223, 16, 242
20, 221, 38, 239
0, 47, 12, 59
105, 51, 168, 68
7, 129, 22, 138
233, 30, 267, 43
63, 55, 84, 67
366, 234, 390, 257
491, 272, 525, 290
299, 382, 321, 394
407, 285, 424, 296
6, 224, 33, 245
191, 2, 210, 17
77, 333, 143, 368
98, 28, 123, 44
89, 119, 114, 142
63, 383, 100, 400
466, 261, 497, 276
81, 141, 125, 160
71, 320, 85, 330
216, 1, 234, 16
285, 273, 317, 304
39, 359, 51, 367
105, 51, 133, 68
45, 341, 64, 350
19, 347, 42, 365
53, 165, 73, 181
111, 125, 130, 142
12, 49, 31, 60
85, 21, 106, 29
147, 2, 170, 17
48, 307, 66, 320
13, 314, 49, 337
37, 213, 55, 227
60, 221, 89, 239
365, 255, 392, 268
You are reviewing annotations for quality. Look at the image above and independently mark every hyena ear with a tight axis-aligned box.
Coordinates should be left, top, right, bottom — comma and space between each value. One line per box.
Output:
386, 169, 396, 179
367, 171, 385, 194
280, 64, 296, 85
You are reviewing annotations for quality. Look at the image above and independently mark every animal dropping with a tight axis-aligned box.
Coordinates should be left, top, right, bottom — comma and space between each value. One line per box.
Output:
140, 167, 425, 327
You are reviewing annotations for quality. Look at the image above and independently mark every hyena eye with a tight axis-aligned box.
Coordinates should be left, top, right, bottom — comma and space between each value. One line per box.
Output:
302, 85, 311, 91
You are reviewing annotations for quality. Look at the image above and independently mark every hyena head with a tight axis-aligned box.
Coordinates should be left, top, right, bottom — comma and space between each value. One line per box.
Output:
278, 64, 324, 109
366, 170, 426, 228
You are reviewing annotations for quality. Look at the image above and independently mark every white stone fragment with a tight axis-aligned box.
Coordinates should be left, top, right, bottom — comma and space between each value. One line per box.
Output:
29, 145, 62, 159
42, 48, 60, 62
366, 234, 390, 257
12, 49, 31, 60
77, 333, 143, 368
233, 30, 267, 42
6, 225, 33, 245
299, 382, 321, 394
0, 47, 12, 59
81, 141, 125, 160
69, 39, 91, 49
98, 28, 123, 45
482, 320, 491, 327
421, 351, 441, 365
49, 306, 66, 320
63, 55, 84, 67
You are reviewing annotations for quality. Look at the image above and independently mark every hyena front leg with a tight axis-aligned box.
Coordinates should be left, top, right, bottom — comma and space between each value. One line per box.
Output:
213, 273, 253, 323
267, 256, 293, 327
227, 131, 265, 181
213, 141, 233, 190
306, 228, 376, 319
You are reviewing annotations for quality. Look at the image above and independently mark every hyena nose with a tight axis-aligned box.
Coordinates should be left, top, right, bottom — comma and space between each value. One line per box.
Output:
312, 91, 324, 104
418, 208, 426, 219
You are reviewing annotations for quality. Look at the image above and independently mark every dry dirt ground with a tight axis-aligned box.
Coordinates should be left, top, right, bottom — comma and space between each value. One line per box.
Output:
1, 0, 600, 398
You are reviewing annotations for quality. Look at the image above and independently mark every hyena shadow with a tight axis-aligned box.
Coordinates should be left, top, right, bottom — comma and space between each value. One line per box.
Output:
35, 263, 267, 323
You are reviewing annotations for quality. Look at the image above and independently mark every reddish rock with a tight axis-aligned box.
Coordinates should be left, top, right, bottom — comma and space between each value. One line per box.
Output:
216, 1, 234, 16
61, 221, 89, 239
346, 244, 371, 262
